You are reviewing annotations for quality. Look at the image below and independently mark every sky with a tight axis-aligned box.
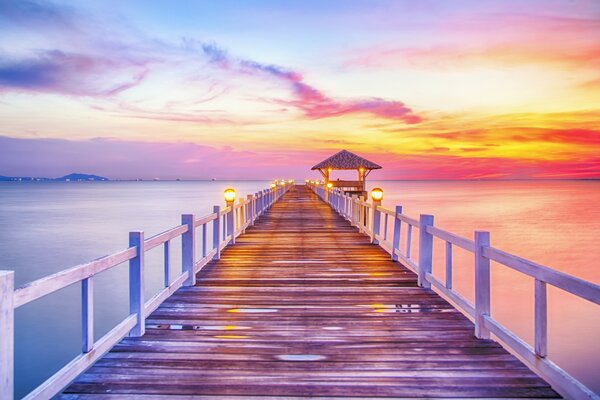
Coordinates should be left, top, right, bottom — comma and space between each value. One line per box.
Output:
0, 0, 599, 180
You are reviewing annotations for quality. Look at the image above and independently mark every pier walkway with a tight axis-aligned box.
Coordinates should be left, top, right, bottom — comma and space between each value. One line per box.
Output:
60, 186, 558, 398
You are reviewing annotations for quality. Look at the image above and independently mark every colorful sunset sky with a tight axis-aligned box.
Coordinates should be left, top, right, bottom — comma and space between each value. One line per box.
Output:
1, 0, 599, 179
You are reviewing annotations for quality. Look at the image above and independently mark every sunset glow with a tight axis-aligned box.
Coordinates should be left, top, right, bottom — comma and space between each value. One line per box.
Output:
1, 0, 599, 179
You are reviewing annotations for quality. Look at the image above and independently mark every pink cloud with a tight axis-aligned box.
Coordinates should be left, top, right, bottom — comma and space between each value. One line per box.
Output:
0, 50, 148, 96
201, 43, 421, 124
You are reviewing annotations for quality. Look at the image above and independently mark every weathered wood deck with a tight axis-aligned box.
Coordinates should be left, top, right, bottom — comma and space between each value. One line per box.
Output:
60, 186, 559, 399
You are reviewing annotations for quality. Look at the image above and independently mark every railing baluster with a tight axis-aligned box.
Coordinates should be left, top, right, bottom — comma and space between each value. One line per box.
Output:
406, 224, 412, 259
475, 231, 491, 339
81, 277, 93, 353
391, 206, 402, 261
383, 213, 389, 242
371, 200, 382, 244
129, 231, 145, 337
418, 215, 434, 289
535, 279, 548, 357
445, 241, 452, 289
181, 214, 196, 286
0, 270, 15, 400
202, 223, 207, 258
213, 206, 221, 260
163, 240, 170, 287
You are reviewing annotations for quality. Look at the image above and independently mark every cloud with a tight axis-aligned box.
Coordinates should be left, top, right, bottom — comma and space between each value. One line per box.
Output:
343, 14, 600, 70
2, 135, 599, 181
200, 42, 421, 123
0, 50, 148, 96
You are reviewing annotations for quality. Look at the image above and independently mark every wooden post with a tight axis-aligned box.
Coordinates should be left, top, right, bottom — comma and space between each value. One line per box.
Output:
81, 277, 93, 353
181, 214, 196, 286
213, 206, 221, 260
0, 270, 14, 400
371, 198, 382, 244
129, 231, 145, 337
351, 195, 358, 226
535, 279, 548, 357
202, 223, 207, 259
246, 195, 253, 227
406, 225, 413, 259
445, 241, 453, 289
359, 195, 365, 231
475, 231, 491, 339
226, 200, 235, 245
391, 206, 402, 261
418, 215, 434, 289
163, 240, 170, 287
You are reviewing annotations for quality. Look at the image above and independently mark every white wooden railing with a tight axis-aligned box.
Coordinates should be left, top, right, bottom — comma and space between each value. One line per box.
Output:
309, 182, 600, 400
0, 182, 293, 400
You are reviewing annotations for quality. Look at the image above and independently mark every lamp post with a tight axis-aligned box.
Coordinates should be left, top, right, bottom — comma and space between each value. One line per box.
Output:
371, 188, 383, 244
224, 188, 236, 245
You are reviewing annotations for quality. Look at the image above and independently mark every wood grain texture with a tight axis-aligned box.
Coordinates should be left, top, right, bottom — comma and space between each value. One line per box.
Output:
60, 186, 559, 399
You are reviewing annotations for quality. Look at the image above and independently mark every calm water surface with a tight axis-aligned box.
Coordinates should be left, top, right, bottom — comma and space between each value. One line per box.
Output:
1, 180, 599, 397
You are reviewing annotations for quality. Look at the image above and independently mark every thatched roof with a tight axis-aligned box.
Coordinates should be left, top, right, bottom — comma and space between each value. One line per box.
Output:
311, 150, 382, 170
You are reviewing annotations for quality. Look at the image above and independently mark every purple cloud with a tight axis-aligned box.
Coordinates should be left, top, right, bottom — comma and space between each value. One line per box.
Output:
0, 50, 148, 96
201, 43, 421, 124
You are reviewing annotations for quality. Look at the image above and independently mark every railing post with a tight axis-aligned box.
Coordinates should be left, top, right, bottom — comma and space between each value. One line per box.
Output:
81, 277, 94, 353
351, 195, 357, 225
391, 206, 402, 261
226, 200, 235, 245
371, 198, 382, 244
181, 214, 196, 286
213, 206, 221, 260
535, 279, 548, 357
246, 195, 252, 228
253, 192, 259, 220
445, 242, 453, 289
0, 270, 14, 400
129, 231, 145, 337
475, 231, 491, 339
418, 215, 434, 288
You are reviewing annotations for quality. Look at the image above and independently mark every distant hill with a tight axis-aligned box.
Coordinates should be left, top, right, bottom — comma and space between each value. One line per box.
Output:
56, 173, 109, 181
0, 173, 109, 182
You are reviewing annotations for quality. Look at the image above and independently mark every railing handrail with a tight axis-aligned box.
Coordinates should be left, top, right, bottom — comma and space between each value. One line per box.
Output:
308, 182, 600, 400
0, 182, 294, 400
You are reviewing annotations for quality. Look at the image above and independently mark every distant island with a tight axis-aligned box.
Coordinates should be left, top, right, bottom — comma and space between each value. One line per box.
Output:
0, 173, 110, 182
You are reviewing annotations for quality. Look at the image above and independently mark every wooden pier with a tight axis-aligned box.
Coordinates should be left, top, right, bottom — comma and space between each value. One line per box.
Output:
2, 183, 599, 399
55, 185, 559, 398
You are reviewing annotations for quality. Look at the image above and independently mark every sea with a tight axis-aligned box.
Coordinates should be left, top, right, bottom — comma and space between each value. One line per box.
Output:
0, 180, 598, 397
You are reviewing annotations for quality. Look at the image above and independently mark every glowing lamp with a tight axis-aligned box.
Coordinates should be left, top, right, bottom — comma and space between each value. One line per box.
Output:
279, 180, 285, 186
371, 188, 384, 201
224, 188, 237, 202
327, 182, 333, 189
288, 179, 293, 183
270, 183, 276, 188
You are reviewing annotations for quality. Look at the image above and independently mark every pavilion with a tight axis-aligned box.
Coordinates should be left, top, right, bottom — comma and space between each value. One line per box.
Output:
311, 149, 382, 197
